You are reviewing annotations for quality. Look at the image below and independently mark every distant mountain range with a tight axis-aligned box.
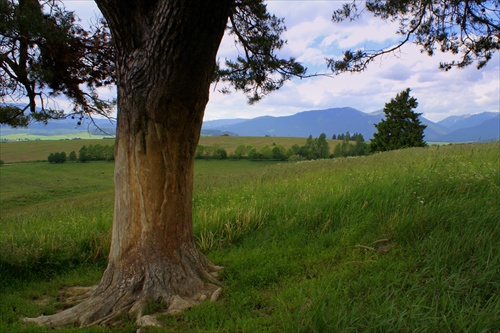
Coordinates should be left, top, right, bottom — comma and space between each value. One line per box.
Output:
0, 117, 117, 137
1, 106, 498, 142
202, 107, 500, 142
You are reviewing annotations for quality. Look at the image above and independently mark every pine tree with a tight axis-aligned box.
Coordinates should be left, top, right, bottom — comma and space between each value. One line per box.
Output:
371, 88, 427, 152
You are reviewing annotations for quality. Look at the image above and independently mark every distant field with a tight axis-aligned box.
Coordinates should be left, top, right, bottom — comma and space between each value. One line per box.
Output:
0, 132, 110, 141
198, 136, 324, 153
0, 136, 338, 163
0, 138, 116, 163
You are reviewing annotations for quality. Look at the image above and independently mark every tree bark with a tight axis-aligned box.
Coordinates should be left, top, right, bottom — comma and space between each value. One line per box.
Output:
26, 0, 232, 327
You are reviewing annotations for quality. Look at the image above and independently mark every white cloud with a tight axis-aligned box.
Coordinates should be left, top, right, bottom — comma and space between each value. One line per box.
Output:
60, 1, 500, 123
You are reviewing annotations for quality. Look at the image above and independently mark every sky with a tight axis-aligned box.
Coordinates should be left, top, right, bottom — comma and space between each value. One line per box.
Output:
63, 0, 500, 122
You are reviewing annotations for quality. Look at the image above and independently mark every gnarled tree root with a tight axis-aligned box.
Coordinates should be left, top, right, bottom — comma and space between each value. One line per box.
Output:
24, 253, 224, 328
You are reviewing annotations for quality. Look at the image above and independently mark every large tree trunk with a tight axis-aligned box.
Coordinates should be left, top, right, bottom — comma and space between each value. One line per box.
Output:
26, 0, 232, 327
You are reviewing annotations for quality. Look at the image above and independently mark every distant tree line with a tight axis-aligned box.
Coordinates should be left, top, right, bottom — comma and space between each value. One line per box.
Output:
78, 144, 114, 162
47, 144, 114, 163
332, 134, 369, 158
196, 133, 368, 161
331, 132, 364, 141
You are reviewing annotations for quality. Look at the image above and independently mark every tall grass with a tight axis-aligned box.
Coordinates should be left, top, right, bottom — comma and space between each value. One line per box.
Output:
191, 143, 499, 332
0, 143, 498, 332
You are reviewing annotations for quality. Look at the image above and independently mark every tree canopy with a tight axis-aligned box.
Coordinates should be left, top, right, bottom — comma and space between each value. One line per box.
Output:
0, 0, 115, 127
2, 1, 499, 127
329, 0, 500, 74
215, 0, 306, 103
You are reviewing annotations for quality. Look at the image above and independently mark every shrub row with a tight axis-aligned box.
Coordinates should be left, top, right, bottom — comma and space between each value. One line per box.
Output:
47, 144, 114, 163
46, 133, 370, 164
196, 132, 369, 162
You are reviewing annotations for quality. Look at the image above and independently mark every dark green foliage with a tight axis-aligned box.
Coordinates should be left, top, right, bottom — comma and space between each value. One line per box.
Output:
247, 147, 260, 160
0, 0, 115, 127
371, 89, 427, 153
214, 147, 228, 160
196, 145, 228, 160
329, 0, 500, 73
259, 145, 273, 160
216, 0, 306, 104
303, 135, 316, 160
333, 133, 369, 158
316, 133, 330, 159
47, 152, 66, 164
333, 132, 364, 142
68, 151, 77, 162
287, 133, 331, 161
195, 145, 207, 159
230, 145, 254, 159
78, 144, 113, 162
78, 145, 90, 163
271, 145, 287, 160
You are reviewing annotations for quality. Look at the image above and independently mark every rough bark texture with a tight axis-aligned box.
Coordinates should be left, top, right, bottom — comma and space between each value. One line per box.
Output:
26, 0, 232, 327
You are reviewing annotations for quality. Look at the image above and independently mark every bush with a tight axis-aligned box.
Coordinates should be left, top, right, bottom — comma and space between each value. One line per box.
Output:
48, 152, 67, 164
214, 147, 228, 159
248, 148, 260, 160
272, 145, 287, 160
68, 151, 77, 162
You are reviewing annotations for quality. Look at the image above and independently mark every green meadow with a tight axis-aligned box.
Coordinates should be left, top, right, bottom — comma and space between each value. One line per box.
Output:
0, 136, 333, 163
0, 142, 498, 332
0, 138, 116, 163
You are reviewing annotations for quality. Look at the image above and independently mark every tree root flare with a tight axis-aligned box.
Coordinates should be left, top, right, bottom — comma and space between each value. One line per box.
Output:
24, 263, 224, 328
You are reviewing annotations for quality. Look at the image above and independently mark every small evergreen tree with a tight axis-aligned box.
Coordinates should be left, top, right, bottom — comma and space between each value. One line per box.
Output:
371, 88, 427, 153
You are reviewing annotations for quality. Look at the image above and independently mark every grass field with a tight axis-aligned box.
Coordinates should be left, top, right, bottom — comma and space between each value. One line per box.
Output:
0, 142, 498, 332
0, 136, 335, 163
0, 138, 116, 163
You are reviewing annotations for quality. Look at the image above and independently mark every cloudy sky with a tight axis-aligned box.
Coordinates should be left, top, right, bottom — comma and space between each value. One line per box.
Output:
64, 1, 500, 122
